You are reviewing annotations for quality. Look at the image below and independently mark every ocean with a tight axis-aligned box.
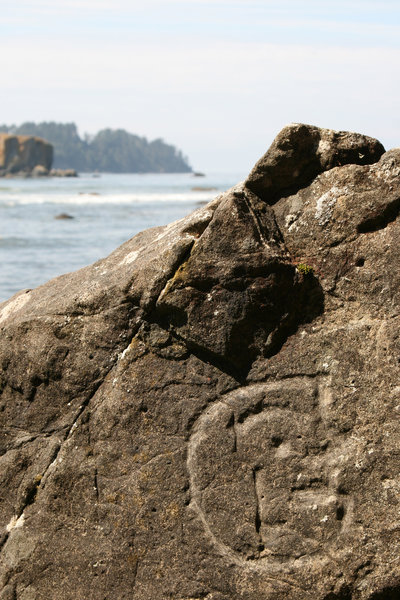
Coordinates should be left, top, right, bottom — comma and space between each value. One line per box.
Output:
0, 172, 244, 303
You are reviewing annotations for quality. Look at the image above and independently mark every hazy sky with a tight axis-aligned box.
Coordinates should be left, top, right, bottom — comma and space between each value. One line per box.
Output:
1, 0, 399, 171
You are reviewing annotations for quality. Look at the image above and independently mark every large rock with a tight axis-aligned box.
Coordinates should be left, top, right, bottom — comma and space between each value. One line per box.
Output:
245, 123, 385, 203
0, 134, 53, 176
0, 124, 399, 600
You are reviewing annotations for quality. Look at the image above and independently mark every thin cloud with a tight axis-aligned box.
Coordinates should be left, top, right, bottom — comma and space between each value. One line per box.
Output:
1, 37, 398, 92
3, 1, 399, 50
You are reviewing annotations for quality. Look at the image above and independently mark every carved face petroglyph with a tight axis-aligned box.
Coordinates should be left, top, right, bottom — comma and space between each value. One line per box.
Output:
188, 377, 357, 570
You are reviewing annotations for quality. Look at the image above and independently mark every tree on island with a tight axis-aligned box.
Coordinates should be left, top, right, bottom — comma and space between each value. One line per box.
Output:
0, 122, 192, 173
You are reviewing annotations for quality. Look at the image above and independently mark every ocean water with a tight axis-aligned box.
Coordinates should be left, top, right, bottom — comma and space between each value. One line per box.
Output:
0, 172, 244, 303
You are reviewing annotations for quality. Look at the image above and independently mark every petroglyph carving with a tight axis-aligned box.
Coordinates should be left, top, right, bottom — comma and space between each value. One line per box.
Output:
188, 377, 356, 569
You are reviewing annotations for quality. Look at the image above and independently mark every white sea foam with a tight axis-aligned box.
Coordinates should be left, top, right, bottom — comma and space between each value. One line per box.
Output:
1, 191, 217, 206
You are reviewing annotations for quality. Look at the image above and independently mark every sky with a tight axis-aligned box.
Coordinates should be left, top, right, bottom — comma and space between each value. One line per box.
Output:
1, 0, 399, 172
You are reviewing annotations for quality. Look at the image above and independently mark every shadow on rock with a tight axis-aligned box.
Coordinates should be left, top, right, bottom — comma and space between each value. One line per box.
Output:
153, 262, 324, 381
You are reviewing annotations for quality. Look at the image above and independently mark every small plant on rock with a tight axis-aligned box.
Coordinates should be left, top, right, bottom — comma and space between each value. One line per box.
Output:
297, 263, 314, 275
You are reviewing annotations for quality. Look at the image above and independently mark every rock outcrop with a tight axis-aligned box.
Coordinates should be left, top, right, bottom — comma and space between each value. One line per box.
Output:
0, 124, 399, 600
0, 134, 53, 176
50, 168, 78, 177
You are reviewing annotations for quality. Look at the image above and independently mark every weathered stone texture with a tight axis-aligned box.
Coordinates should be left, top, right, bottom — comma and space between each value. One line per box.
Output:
0, 124, 399, 599
245, 123, 385, 203
0, 134, 53, 175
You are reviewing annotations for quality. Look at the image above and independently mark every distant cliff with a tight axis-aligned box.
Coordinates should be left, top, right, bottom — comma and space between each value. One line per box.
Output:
0, 122, 192, 173
0, 133, 53, 176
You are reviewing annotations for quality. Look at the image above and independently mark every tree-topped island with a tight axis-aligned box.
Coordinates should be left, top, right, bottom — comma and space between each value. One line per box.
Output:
0, 122, 192, 173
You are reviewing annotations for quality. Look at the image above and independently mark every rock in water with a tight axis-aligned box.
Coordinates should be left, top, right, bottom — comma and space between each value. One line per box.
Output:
0, 134, 53, 176
0, 124, 399, 600
50, 168, 78, 177
54, 213, 75, 220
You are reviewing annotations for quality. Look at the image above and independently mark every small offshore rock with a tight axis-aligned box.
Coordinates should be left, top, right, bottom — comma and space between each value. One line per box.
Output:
31, 164, 49, 177
50, 168, 78, 177
191, 186, 218, 191
54, 213, 74, 220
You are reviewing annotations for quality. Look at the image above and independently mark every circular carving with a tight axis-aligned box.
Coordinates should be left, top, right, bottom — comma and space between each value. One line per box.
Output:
187, 378, 355, 569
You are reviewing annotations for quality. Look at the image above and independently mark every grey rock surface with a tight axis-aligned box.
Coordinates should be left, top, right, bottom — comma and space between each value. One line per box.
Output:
245, 123, 385, 203
0, 124, 399, 599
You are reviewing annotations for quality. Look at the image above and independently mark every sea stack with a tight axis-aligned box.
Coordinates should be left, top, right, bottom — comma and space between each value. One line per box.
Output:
0, 134, 53, 176
0, 124, 399, 600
